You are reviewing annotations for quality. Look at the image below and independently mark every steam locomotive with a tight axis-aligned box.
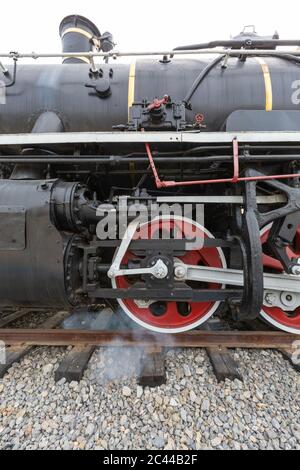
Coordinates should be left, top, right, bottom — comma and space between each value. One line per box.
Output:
1, 15, 300, 334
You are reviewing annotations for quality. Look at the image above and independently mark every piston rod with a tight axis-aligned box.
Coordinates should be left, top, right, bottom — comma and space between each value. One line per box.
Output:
174, 263, 300, 294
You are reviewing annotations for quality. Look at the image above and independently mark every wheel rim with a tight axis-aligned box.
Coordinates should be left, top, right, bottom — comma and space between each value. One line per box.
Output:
261, 224, 300, 334
112, 216, 227, 333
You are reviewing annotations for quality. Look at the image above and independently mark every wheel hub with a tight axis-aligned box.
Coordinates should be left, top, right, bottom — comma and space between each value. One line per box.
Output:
141, 255, 172, 286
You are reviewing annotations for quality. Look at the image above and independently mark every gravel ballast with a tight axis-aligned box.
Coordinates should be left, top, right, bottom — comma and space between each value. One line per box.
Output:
0, 346, 299, 450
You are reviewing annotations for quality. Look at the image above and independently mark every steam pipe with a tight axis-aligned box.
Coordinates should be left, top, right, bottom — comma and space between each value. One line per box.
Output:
4, 58, 17, 87
1, 49, 300, 59
59, 15, 101, 65
174, 39, 300, 51
59, 15, 113, 65
183, 55, 226, 109
3, 155, 300, 164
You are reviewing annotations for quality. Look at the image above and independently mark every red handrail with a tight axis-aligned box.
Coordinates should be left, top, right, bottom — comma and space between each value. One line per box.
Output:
145, 138, 300, 187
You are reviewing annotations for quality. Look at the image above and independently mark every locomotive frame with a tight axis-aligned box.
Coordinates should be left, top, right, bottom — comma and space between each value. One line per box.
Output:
1, 129, 300, 334
1, 16, 300, 336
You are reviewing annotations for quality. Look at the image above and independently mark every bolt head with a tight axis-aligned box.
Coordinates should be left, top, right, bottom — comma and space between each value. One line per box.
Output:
265, 293, 276, 305
292, 265, 300, 275
174, 265, 186, 279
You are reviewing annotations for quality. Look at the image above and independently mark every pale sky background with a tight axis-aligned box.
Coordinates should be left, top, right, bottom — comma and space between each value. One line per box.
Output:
0, 0, 299, 63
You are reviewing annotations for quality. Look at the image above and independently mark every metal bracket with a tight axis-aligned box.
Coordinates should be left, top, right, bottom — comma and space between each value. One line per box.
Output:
267, 212, 300, 274
240, 169, 300, 274
107, 219, 140, 278
109, 259, 169, 280
231, 175, 264, 320
107, 218, 170, 280
245, 169, 300, 228
126, 97, 188, 132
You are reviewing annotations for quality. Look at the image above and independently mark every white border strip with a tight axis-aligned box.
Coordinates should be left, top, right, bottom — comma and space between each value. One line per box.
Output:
0, 131, 300, 146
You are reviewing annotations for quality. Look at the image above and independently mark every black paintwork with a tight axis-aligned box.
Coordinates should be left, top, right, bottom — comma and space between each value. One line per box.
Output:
1, 57, 300, 135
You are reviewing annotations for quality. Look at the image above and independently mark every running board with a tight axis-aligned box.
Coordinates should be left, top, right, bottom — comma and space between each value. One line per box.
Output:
0, 131, 300, 147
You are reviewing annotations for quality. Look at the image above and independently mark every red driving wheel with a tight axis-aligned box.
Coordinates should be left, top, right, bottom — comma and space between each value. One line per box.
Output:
112, 216, 227, 333
261, 224, 300, 334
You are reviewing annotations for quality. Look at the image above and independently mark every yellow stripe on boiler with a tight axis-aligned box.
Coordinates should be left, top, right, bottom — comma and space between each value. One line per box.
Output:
256, 57, 273, 111
128, 62, 136, 119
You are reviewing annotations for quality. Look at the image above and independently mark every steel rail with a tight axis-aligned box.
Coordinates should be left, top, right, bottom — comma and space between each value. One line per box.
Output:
0, 329, 297, 348
1, 49, 300, 59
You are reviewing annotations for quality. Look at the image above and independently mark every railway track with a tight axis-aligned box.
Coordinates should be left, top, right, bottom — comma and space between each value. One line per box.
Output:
0, 327, 297, 348
0, 309, 299, 386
